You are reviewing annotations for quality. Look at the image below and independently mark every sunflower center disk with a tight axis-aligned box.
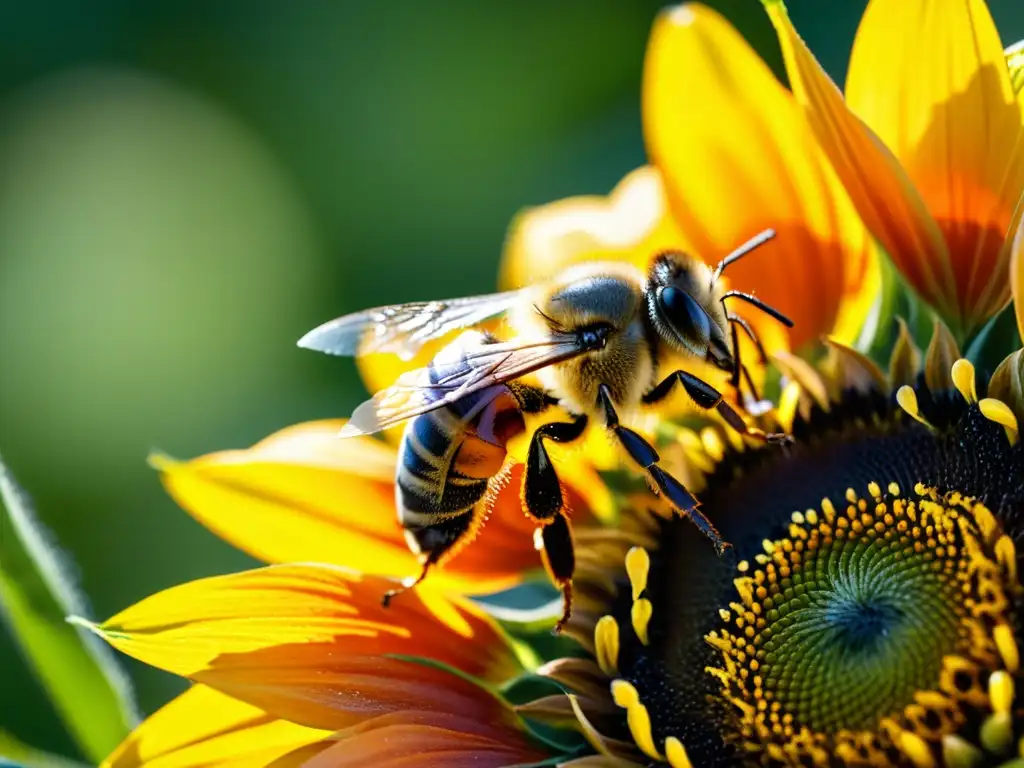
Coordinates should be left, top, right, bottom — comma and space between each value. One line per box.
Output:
706, 488, 1019, 761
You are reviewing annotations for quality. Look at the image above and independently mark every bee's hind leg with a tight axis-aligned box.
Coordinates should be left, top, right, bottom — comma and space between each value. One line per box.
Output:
381, 554, 437, 608
382, 510, 479, 607
536, 512, 575, 635
642, 369, 790, 445
598, 384, 729, 555
523, 414, 588, 634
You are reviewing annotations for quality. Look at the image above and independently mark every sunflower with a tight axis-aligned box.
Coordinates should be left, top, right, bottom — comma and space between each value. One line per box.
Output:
80, 1, 1024, 767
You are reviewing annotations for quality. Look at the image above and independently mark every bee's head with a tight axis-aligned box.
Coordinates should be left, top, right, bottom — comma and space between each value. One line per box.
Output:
646, 252, 732, 371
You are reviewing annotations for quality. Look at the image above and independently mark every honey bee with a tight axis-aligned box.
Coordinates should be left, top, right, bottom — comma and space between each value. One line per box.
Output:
299, 229, 791, 630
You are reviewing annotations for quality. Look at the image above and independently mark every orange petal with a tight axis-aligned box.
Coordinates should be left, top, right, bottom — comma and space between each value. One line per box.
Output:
83, 564, 521, 731
644, 4, 879, 352
1014, 214, 1024, 342
499, 165, 686, 290
157, 420, 562, 595
844, 0, 1024, 333
765, 0, 954, 328
102, 685, 330, 768
299, 712, 549, 768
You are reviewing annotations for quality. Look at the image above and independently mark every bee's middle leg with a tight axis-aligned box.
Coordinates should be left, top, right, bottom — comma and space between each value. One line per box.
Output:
642, 369, 790, 444
598, 384, 729, 555
523, 414, 588, 633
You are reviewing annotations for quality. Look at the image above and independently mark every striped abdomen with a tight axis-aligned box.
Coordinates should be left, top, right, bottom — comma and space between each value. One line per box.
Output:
395, 333, 526, 564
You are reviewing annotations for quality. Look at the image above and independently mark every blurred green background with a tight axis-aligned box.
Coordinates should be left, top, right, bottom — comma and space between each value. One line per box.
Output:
1, 0, 1022, 760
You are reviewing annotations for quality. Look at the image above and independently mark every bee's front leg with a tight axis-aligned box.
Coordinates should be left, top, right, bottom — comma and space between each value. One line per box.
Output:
597, 385, 729, 555
523, 414, 588, 634
642, 369, 790, 444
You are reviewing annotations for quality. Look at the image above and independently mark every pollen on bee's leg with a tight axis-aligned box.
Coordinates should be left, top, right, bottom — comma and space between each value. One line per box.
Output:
979, 398, 1020, 446
951, 359, 978, 403
594, 615, 620, 676
897, 385, 938, 431
611, 679, 662, 761
664, 736, 693, 768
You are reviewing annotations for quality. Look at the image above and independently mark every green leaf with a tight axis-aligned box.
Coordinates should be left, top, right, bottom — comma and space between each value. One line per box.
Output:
0, 455, 138, 762
965, 302, 1023, 375
0, 730, 88, 768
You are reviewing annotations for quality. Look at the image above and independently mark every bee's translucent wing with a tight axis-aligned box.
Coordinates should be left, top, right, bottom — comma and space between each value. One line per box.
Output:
297, 290, 524, 360
340, 335, 585, 437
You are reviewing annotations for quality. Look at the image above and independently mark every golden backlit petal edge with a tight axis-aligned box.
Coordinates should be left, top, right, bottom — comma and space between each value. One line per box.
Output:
763, 0, 954, 329
101, 684, 331, 768
499, 166, 687, 292
76, 564, 522, 731
843, 0, 1024, 335
643, 3, 877, 351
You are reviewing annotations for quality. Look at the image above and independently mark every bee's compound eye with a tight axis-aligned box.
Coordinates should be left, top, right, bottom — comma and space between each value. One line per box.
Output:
657, 286, 711, 342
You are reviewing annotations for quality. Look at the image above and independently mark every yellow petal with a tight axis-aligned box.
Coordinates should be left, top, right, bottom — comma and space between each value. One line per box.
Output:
157, 420, 551, 596
84, 564, 520, 732
644, 4, 878, 352
1014, 215, 1024, 342
499, 165, 685, 290
845, 0, 1024, 334
765, 0, 954, 331
102, 685, 330, 768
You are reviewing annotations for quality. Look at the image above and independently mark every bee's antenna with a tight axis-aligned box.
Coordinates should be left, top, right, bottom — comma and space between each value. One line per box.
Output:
721, 290, 794, 327
710, 228, 776, 286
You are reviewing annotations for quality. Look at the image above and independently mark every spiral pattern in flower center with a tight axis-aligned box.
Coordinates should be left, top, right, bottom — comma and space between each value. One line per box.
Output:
706, 486, 1019, 763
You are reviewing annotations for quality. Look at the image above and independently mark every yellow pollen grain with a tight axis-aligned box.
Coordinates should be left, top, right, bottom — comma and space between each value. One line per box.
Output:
995, 623, 1020, 673
625, 546, 650, 601
734, 577, 754, 606
868, 481, 882, 500
737, 560, 750, 573
951, 359, 977, 403
888, 482, 901, 496
791, 511, 804, 525
941, 734, 983, 768
611, 680, 661, 761
665, 737, 693, 768
897, 386, 937, 431
594, 615, 620, 676
807, 508, 820, 525
979, 398, 1019, 446
632, 598, 653, 646
898, 728, 936, 768
996, 536, 1018, 584
845, 488, 857, 503
762, 539, 775, 554
989, 670, 1015, 715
